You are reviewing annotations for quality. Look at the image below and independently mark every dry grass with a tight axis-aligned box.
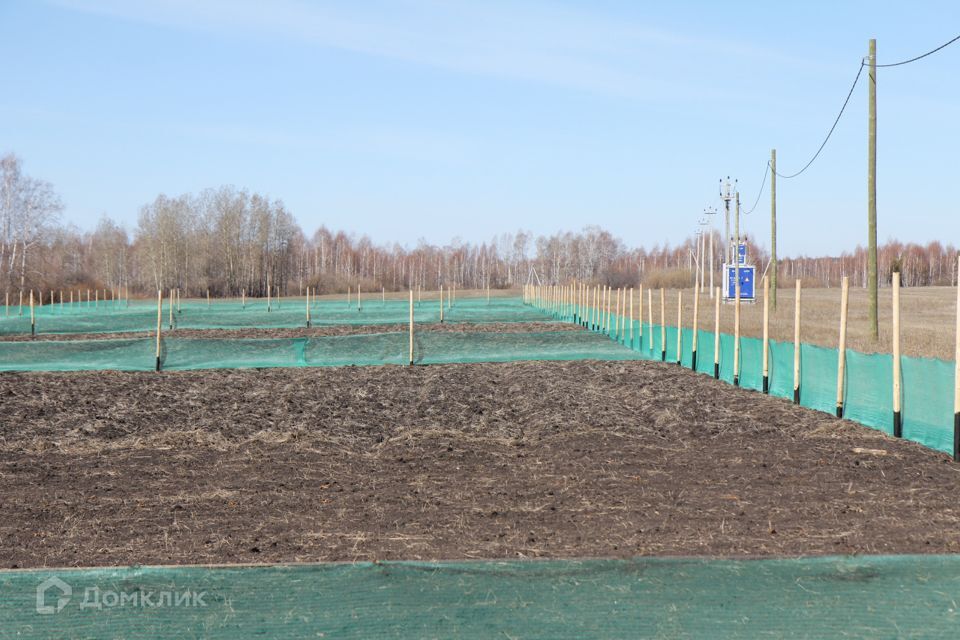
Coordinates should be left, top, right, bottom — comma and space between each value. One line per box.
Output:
643, 285, 956, 360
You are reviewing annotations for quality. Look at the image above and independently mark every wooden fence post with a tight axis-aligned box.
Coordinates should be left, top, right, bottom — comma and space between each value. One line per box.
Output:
629, 287, 634, 348
155, 289, 162, 371
893, 271, 902, 437
954, 254, 960, 461
676, 290, 682, 365
169, 288, 174, 330
638, 283, 643, 348
409, 289, 415, 366
836, 276, 850, 418
647, 287, 653, 353
29, 289, 35, 336
692, 284, 699, 371
794, 279, 802, 404
306, 287, 312, 328
659, 288, 666, 361
763, 275, 770, 394
439, 285, 444, 324
714, 286, 721, 379
613, 287, 623, 342
733, 277, 741, 386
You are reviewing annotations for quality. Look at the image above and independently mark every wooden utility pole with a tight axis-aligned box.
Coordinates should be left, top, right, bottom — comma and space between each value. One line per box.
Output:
770, 148, 777, 310
867, 38, 879, 338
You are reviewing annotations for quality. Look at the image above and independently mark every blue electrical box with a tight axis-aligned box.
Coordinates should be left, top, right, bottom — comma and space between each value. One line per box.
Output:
737, 243, 747, 265
724, 264, 755, 300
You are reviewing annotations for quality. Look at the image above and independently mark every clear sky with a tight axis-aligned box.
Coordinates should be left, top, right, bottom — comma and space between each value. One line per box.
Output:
1, 0, 958, 256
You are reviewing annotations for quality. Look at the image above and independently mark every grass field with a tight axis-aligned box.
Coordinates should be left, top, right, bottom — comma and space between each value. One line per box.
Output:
638, 284, 957, 360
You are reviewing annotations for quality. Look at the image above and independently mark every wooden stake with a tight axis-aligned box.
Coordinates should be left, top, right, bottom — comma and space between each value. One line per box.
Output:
409, 289, 414, 365
620, 288, 626, 340
647, 287, 653, 353
155, 289, 162, 371
659, 288, 666, 361
267, 275, 272, 312
733, 275, 741, 386
29, 289, 35, 336
306, 286, 312, 327
638, 283, 644, 347
954, 255, 960, 461
242, 288, 246, 308
177, 288, 181, 313
169, 288, 174, 330
676, 290, 682, 365
629, 287, 634, 348
207, 289, 211, 307
4, 291, 7, 317
614, 287, 621, 340
592, 284, 597, 331
714, 286, 721, 379
836, 276, 850, 418
892, 271, 902, 437
440, 285, 444, 323
794, 279, 802, 404
692, 284, 700, 371
18, 289, 22, 316
762, 275, 770, 393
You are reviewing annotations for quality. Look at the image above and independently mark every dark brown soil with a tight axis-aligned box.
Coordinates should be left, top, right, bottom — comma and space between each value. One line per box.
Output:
0, 321, 576, 342
2, 360, 959, 569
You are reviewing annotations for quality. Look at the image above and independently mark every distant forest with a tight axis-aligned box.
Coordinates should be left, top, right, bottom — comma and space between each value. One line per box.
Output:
2, 153, 956, 297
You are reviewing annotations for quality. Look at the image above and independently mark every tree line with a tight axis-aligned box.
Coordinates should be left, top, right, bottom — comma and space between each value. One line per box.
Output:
1, 153, 956, 299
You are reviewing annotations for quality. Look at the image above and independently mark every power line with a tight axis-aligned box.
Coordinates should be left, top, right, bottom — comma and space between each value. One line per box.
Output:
876, 33, 960, 67
741, 161, 769, 215
773, 62, 865, 179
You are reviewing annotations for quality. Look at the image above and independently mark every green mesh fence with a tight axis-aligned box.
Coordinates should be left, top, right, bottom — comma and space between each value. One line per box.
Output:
560, 309, 957, 457
0, 331, 643, 372
0, 297, 552, 336
3, 555, 960, 638
2, 301, 958, 457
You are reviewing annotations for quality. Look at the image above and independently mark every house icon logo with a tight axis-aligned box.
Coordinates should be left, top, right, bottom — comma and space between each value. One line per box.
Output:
36, 577, 72, 614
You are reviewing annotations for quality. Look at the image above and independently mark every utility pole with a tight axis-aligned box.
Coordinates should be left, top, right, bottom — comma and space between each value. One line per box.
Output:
704, 206, 717, 298
734, 191, 741, 296
720, 178, 736, 266
698, 218, 709, 293
770, 148, 778, 310
867, 38, 879, 338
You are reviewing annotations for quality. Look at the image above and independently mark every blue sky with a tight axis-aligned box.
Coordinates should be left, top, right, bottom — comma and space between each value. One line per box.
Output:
1, 1, 958, 256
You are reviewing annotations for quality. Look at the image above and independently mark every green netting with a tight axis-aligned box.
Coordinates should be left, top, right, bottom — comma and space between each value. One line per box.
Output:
4, 555, 960, 638
0, 297, 553, 336
0, 331, 644, 372
575, 316, 957, 457
4, 298, 959, 458
844, 350, 893, 435
798, 343, 839, 415
769, 339, 794, 400
902, 356, 954, 454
